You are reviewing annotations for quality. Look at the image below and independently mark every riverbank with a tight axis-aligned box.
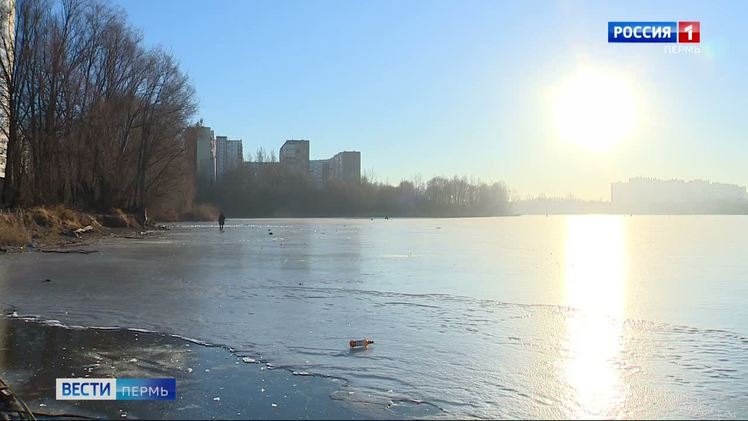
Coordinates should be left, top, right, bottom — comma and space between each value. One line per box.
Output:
0, 316, 434, 420
0, 206, 143, 251
0, 204, 221, 251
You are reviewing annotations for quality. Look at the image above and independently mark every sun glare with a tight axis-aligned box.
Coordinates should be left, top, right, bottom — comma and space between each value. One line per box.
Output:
563, 215, 627, 418
553, 68, 638, 151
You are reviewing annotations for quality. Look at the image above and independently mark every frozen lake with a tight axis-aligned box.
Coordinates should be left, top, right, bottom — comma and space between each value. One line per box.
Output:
1, 215, 747, 418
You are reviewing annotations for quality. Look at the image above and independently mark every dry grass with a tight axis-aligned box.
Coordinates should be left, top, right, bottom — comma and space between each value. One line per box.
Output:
0, 211, 32, 247
1, 203, 217, 248
100, 208, 138, 228
30, 205, 102, 233
1, 206, 109, 248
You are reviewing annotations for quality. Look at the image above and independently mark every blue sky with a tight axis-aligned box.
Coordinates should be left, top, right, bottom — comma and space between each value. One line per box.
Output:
113, 0, 747, 200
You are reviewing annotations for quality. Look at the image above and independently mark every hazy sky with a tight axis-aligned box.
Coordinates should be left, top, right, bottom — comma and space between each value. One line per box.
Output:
113, 0, 747, 200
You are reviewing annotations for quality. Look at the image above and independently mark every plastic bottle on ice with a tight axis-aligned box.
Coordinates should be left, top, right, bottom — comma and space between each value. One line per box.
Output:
349, 339, 374, 349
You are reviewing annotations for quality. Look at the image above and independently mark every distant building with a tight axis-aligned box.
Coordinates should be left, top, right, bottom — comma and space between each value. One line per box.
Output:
611, 177, 748, 213
330, 151, 361, 184
309, 159, 331, 187
261, 139, 360, 187
279, 140, 310, 174
215, 136, 243, 180
194, 126, 216, 184
308, 152, 360, 186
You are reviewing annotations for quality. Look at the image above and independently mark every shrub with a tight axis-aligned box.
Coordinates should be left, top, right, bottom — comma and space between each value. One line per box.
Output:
0, 212, 31, 246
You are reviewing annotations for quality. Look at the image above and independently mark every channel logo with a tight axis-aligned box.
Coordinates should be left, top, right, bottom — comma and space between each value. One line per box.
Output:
608, 21, 700, 43
56, 378, 176, 401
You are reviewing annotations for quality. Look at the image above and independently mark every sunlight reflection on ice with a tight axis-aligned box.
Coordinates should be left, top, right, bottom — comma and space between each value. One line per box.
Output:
563, 215, 627, 418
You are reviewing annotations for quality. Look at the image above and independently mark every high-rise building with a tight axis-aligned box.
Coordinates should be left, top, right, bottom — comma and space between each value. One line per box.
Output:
309, 159, 331, 187
276, 139, 360, 187
279, 140, 310, 174
194, 126, 216, 183
0, 0, 15, 189
215, 136, 243, 180
330, 151, 361, 183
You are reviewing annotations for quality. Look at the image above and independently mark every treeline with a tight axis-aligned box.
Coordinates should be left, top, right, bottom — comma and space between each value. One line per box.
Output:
200, 165, 511, 217
0, 0, 196, 211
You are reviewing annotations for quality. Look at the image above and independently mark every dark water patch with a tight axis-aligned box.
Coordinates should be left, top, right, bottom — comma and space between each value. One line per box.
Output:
0, 316, 440, 419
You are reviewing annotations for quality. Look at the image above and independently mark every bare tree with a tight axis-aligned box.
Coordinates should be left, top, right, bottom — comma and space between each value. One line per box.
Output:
0, 0, 196, 210
255, 146, 266, 163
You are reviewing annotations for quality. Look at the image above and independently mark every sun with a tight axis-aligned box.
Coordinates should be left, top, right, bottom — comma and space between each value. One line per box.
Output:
552, 68, 638, 151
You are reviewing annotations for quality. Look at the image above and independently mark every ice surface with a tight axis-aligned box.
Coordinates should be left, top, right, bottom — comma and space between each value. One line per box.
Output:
1, 216, 747, 418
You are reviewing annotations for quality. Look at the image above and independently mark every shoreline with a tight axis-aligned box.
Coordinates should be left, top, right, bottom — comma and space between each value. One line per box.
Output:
0, 206, 148, 252
0, 226, 161, 255
172, 213, 748, 221
4, 211, 747, 256
0, 315, 438, 420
